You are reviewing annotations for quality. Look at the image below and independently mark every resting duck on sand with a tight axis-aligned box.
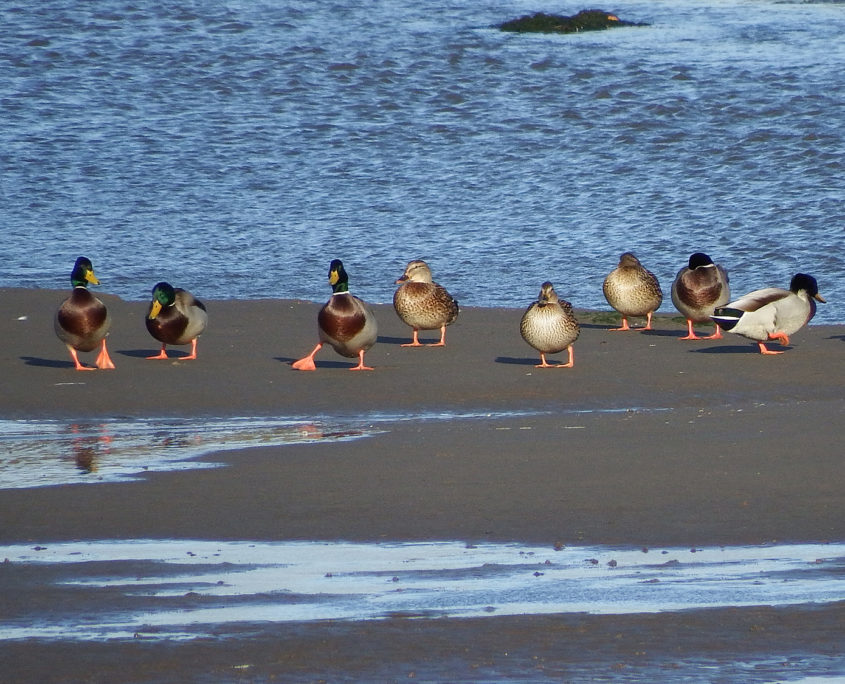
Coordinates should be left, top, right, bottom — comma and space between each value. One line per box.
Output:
145, 282, 208, 360
671, 252, 730, 340
602, 252, 663, 331
293, 259, 378, 371
711, 273, 825, 354
393, 259, 459, 347
520, 282, 580, 368
54, 256, 115, 370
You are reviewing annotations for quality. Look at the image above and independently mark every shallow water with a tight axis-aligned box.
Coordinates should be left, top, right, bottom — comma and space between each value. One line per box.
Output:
1, 1, 843, 322
1, 539, 843, 641
0, 408, 673, 490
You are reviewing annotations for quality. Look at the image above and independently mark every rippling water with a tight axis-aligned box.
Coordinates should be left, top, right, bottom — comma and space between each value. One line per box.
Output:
2, 1, 843, 322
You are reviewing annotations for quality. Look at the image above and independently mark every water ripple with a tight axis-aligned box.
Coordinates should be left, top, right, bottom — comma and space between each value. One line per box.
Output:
1, 1, 842, 322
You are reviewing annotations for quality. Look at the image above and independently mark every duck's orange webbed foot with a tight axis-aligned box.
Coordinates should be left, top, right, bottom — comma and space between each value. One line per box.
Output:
68, 347, 96, 371
768, 332, 790, 346
609, 317, 631, 332
702, 325, 724, 340
426, 326, 447, 347
96, 341, 116, 369
679, 320, 701, 340
758, 342, 784, 355
292, 343, 321, 371
182, 339, 199, 360
147, 344, 169, 360
349, 350, 374, 371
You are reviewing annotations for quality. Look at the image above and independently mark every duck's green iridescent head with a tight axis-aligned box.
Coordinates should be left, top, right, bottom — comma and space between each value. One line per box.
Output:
148, 281, 176, 319
790, 273, 825, 303
70, 256, 99, 288
328, 259, 349, 293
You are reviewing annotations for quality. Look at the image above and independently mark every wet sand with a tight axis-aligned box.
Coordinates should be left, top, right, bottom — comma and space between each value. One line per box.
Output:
1, 288, 844, 682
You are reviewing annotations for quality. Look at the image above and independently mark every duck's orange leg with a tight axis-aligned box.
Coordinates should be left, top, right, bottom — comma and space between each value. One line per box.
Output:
679, 319, 701, 340
427, 325, 447, 347
703, 323, 724, 340
147, 344, 169, 360
609, 316, 631, 331
292, 343, 322, 370
182, 338, 199, 360
642, 311, 655, 331
68, 346, 96, 371
349, 349, 374, 371
768, 331, 790, 346
95, 340, 116, 369
758, 342, 784, 355
535, 347, 574, 368
401, 330, 423, 347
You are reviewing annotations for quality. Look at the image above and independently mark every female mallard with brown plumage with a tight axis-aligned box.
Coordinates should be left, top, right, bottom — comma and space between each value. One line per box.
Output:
393, 259, 459, 346
520, 282, 580, 368
54, 256, 115, 370
292, 259, 378, 371
671, 252, 730, 340
711, 273, 825, 354
602, 252, 663, 331
145, 282, 208, 360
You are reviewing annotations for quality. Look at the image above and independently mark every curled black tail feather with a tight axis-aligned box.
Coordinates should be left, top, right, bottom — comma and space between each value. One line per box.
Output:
711, 307, 743, 332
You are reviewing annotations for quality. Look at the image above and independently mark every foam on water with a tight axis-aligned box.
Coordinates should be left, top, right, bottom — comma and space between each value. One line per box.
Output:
1, 539, 843, 641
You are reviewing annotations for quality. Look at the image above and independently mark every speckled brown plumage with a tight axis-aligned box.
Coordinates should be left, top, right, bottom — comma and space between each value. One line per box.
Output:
393, 260, 459, 346
520, 282, 580, 367
602, 252, 663, 331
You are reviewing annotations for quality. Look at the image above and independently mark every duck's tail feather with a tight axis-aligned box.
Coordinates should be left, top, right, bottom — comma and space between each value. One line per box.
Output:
710, 307, 743, 332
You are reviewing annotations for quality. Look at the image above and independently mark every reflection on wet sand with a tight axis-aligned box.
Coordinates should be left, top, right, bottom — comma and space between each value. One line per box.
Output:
0, 417, 370, 490
0, 410, 553, 490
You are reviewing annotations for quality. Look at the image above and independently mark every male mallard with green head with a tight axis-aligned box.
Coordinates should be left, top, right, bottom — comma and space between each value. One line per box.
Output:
393, 259, 459, 346
145, 282, 208, 360
520, 282, 580, 368
602, 252, 663, 331
671, 252, 730, 340
293, 259, 378, 371
711, 273, 825, 354
54, 256, 115, 370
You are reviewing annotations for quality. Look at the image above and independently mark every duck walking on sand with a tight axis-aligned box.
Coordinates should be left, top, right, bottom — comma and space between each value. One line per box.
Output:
293, 259, 378, 371
393, 259, 459, 346
54, 256, 115, 371
711, 273, 825, 355
520, 282, 580, 368
602, 252, 663, 331
671, 252, 730, 340
145, 282, 208, 360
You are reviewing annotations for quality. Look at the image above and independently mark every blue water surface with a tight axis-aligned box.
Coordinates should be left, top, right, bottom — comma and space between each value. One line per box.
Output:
2, 0, 843, 322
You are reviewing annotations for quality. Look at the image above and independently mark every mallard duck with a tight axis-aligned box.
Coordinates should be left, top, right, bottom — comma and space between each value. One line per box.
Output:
393, 259, 459, 346
54, 256, 115, 370
711, 273, 825, 355
671, 252, 730, 340
292, 259, 378, 371
520, 282, 580, 368
145, 282, 208, 360
602, 252, 663, 331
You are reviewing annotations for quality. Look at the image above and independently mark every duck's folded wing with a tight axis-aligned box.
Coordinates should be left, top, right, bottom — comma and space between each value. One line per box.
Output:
727, 287, 788, 313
